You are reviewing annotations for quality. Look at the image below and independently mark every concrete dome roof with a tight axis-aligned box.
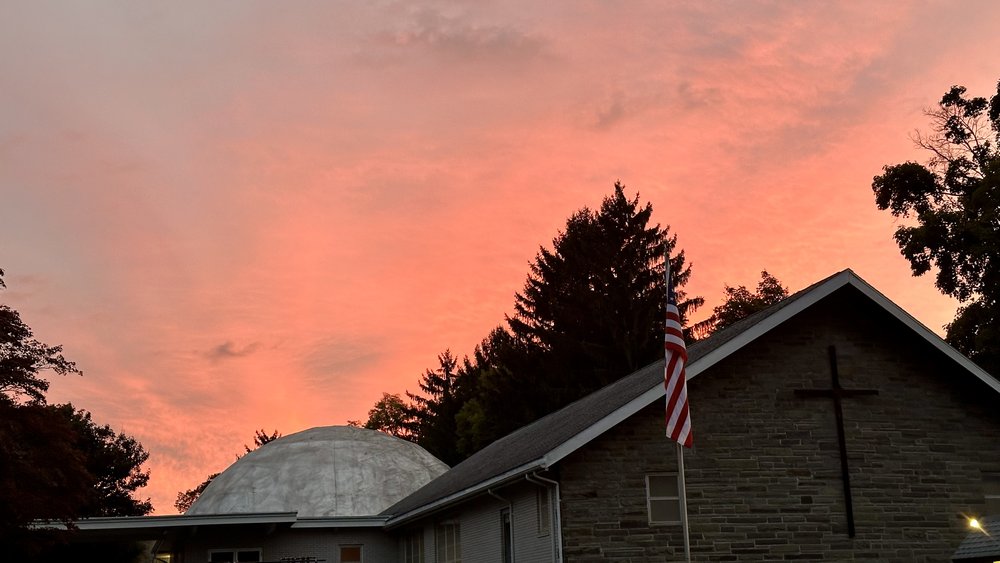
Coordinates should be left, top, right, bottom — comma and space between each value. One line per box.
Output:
187, 426, 448, 518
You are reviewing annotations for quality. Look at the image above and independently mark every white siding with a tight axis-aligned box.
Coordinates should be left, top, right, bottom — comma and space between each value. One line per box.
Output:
181, 527, 395, 563
419, 481, 555, 563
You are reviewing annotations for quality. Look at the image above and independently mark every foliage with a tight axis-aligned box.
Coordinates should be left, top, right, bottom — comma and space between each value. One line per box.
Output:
348, 393, 415, 440
174, 429, 282, 513
456, 182, 702, 455
174, 473, 219, 513
694, 271, 788, 337
359, 182, 702, 463
244, 428, 281, 454
0, 402, 152, 558
1, 269, 82, 405
406, 350, 467, 466
51, 404, 152, 517
0, 271, 152, 558
872, 79, 1000, 374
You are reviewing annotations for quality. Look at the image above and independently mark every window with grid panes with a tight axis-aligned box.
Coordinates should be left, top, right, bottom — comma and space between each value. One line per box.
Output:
403, 530, 424, 563
208, 549, 261, 563
435, 522, 461, 563
646, 474, 681, 524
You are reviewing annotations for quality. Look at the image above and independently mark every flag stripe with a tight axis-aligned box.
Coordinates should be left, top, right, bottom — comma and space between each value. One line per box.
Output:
665, 259, 693, 448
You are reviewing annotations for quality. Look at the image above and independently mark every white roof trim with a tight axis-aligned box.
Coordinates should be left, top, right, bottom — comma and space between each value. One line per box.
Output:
385, 459, 544, 527
544, 270, 1000, 467
291, 516, 389, 529
36, 512, 299, 531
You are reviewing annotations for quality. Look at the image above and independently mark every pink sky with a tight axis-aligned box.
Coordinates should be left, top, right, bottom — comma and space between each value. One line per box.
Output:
2, 2, 998, 513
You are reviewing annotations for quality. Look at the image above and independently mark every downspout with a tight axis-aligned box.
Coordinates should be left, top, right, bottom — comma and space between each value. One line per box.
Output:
526, 472, 563, 563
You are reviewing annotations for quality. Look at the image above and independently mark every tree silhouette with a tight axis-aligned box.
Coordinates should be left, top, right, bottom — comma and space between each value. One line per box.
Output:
872, 79, 1000, 375
694, 270, 788, 337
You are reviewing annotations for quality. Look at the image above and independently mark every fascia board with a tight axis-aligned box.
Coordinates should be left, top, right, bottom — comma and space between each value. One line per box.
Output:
543, 270, 1000, 469
845, 273, 1000, 395
291, 516, 389, 529
543, 271, 854, 467
38, 512, 299, 531
384, 460, 544, 528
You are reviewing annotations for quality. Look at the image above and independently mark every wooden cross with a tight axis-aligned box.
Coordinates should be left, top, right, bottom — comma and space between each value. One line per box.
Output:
794, 345, 878, 538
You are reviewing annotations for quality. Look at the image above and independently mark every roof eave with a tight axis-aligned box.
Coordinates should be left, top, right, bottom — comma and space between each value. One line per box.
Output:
384, 459, 545, 528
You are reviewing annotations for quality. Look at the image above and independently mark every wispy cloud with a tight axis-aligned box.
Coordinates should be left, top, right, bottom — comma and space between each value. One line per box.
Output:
205, 341, 261, 362
2, 0, 995, 514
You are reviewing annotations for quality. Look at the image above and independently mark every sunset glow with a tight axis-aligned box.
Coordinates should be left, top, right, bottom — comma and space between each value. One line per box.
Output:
2, 2, 998, 513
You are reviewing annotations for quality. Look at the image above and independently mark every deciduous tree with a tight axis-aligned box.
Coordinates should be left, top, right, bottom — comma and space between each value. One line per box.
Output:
694, 271, 788, 337
174, 429, 281, 513
348, 393, 415, 440
872, 79, 1000, 374
1, 269, 81, 405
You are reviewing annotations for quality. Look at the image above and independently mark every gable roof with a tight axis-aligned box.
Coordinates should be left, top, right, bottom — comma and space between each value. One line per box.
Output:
384, 269, 1000, 526
952, 516, 1000, 560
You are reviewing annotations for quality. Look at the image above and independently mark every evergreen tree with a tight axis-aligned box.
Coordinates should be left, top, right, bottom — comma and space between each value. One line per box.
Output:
457, 182, 702, 454
406, 350, 466, 466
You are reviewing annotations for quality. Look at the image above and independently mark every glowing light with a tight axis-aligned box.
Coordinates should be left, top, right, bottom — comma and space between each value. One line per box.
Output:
970, 518, 982, 530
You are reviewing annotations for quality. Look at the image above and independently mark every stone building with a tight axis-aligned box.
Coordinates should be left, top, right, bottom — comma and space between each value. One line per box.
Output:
66, 270, 1000, 562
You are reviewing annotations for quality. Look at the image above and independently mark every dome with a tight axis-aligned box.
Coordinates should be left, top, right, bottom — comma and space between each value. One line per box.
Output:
187, 426, 448, 518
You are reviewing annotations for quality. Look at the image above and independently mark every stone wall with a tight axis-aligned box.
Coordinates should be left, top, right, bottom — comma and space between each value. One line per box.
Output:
558, 287, 1000, 562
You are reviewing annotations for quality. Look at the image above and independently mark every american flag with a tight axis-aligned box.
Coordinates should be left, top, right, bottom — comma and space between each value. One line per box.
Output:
664, 259, 692, 448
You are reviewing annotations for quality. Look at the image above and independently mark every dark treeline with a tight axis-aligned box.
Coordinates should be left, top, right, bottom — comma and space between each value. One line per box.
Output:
353, 182, 705, 465
0, 269, 152, 561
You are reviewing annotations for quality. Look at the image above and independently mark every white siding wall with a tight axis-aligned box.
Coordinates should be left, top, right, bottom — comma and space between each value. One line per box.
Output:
420, 481, 555, 563
181, 527, 395, 563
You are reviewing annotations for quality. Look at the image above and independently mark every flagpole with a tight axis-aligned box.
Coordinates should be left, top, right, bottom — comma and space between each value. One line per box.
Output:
677, 442, 691, 563
665, 250, 692, 563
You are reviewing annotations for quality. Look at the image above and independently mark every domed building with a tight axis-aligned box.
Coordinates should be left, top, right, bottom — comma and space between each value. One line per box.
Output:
51, 272, 1000, 563
188, 426, 448, 519
167, 426, 447, 563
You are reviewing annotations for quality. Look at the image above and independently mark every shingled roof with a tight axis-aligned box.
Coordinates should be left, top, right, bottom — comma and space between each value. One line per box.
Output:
383, 269, 1000, 525
952, 516, 1000, 561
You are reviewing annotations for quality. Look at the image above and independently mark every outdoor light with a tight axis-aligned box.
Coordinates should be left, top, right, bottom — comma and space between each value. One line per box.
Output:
971, 518, 982, 530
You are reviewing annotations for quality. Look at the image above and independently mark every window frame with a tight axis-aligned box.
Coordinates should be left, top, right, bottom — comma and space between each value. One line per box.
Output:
339, 544, 363, 563
207, 548, 263, 563
536, 487, 551, 537
435, 521, 462, 563
985, 471, 1000, 515
402, 529, 424, 563
646, 473, 682, 525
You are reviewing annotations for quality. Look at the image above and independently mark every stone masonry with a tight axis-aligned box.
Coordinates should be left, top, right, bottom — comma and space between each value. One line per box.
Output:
558, 287, 1000, 562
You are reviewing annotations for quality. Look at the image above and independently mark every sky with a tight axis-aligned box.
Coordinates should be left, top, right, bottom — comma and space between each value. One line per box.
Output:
2, 1, 999, 514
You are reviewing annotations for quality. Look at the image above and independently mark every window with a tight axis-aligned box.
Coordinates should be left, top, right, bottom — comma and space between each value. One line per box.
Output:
403, 531, 424, 563
339, 545, 362, 563
537, 488, 551, 536
208, 549, 262, 563
646, 474, 681, 524
501, 508, 513, 563
435, 522, 461, 563
986, 472, 1000, 514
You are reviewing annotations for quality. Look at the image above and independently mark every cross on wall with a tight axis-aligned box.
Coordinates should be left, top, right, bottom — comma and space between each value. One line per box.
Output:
794, 345, 879, 538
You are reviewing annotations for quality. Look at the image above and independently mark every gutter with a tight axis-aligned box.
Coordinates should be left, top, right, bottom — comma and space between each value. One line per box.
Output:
384, 460, 545, 528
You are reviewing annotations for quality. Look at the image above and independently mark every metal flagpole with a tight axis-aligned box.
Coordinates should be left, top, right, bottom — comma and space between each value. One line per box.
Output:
666, 251, 692, 563
677, 442, 692, 563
